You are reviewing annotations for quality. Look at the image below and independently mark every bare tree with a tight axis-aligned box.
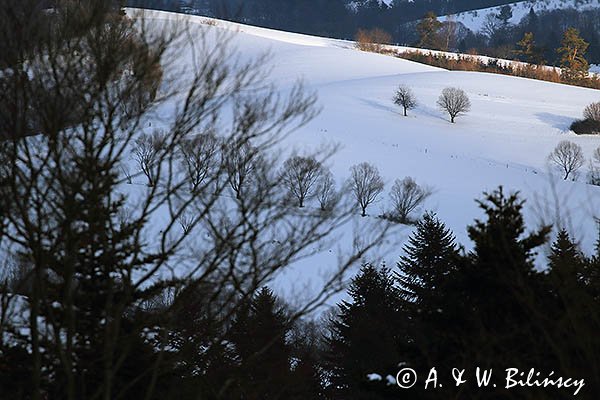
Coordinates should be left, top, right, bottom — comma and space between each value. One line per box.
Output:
349, 162, 385, 217
179, 131, 220, 192
584, 102, 600, 121
223, 141, 259, 200
316, 168, 337, 211
590, 146, 600, 185
439, 17, 458, 51
548, 140, 585, 180
281, 155, 323, 207
593, 146, 600, 165
437, 87, 471, 123
393, 85, 417, 117
132, 130, 167, 186
389, 177, 432, 223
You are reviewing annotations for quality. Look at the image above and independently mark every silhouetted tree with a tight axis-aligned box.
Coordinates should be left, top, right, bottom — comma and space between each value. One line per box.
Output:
437, 87, 471, 123
388, 177, 431, 223
325, 264, 402, 400
460, 188, 551, 372
548, 140, 585, 180
230, 287, 292, 400
393, 85, 417, 117
349, 162, 384, 216
281, 155, 323, 207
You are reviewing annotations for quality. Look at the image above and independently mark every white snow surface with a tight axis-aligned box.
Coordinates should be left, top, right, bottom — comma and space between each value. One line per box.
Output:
441, 0, 600, 32
127, 9, 600, 309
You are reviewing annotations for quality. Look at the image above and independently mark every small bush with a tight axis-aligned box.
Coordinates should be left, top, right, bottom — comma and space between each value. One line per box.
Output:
583, 102, 600, 121
355, 28, 392, 53
571, 118, 600, 135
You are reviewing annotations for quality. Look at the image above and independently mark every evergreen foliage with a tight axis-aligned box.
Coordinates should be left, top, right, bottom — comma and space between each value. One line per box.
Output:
558, 27, 590, 81
325, 264, 402, 399
416, 12, 443, 50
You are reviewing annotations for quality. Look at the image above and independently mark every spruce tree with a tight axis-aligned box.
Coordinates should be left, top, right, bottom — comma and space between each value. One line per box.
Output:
288, 320, 326, 400
396, 212, 459, 304
545, 230, 600, 395
395, 212, 465, 397
584, 222, 600, 300
416, 12, 442, 50
325, 264, 401, 399
546, 229, 588, 327
526, 7, 538, 33
229, 287, 292, 400
462, 187, 551, 371
549, 230, 585, 280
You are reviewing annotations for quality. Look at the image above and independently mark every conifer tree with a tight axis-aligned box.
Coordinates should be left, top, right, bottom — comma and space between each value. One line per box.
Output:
515, 32, 545, 65
546, 229, 590, 316
229, 287, 292, 400
325, 264, 401, 399
396, 212, 459, 304
394, 212, 466, 397
558, 27, 590, 81
416, 12, 442, 50
548, 230, 585, 280
496, 5, 513, 26
545, 230, 600, 394
462, 188, 551, 369
525, 7, 538, 33
583, 222, 600, 300
288, 320, 326, 400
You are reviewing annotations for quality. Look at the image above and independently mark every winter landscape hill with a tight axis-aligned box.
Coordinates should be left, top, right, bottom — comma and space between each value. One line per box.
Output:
441, 0, 600, 31
133, 9, 600, 303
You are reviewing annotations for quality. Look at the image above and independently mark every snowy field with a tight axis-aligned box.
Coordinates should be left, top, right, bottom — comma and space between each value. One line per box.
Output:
441, 0, 600, 32
129, 9, 600, 307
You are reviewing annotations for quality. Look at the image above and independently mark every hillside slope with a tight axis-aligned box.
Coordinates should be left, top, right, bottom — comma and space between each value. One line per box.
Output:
441, 0, 600, 32
132, 9, 600, 304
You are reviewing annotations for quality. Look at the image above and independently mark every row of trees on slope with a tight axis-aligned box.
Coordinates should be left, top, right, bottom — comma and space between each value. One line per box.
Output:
354, 10, 599, 89
394, 85, 471, 123
412, 9, 598, 84
130, 134, 432, 223
126, 102, 435, 220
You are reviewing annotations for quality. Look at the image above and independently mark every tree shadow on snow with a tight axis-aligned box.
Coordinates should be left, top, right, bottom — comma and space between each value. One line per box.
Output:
359, 97, 447, 122
535, 112, 575, 131
358, 97, 398, 115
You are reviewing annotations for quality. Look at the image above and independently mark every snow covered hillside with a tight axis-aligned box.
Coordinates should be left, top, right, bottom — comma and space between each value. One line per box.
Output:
131, 9, 600, 305
347, 0, 394, 11
441, 0, 600, 32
